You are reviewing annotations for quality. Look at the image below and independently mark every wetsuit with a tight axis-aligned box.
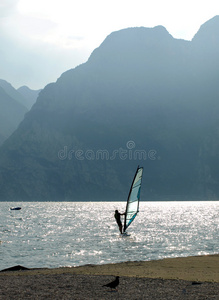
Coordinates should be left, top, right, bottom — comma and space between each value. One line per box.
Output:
114, 211, 122, 226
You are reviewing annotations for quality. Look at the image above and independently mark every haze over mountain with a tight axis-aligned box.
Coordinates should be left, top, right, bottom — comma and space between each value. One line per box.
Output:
17, 86, 41, 110
0, 83, 27, 145
0, 79, 29, 109
0, 80, 41, 110
0, 16, 219, 201
0, 80, 40, 145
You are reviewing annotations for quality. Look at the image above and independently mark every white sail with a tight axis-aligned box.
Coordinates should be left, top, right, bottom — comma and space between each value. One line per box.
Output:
124, 166, 143, 232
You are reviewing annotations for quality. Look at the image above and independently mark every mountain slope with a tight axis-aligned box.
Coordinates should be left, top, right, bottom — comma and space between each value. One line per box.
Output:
0, 85, 28, 145
17, 85, 41, 109
0, 80, 41, 145
0, 79, 28, 108
0, 17, 219, 201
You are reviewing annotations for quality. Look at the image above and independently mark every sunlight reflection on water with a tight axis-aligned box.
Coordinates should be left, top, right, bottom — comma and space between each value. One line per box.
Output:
0, 201, 218, 269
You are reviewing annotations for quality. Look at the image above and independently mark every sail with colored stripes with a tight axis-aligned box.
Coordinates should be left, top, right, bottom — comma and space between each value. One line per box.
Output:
124, 166, 143, 233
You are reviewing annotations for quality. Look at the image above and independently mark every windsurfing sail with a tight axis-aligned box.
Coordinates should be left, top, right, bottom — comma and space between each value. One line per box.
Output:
124, 166, 143, 233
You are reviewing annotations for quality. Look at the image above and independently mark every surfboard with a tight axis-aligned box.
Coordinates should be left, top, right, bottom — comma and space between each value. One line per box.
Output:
121, 232, 131, 237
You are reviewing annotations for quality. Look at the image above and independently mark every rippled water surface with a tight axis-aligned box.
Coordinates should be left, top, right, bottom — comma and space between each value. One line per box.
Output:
0, 201, 218, 270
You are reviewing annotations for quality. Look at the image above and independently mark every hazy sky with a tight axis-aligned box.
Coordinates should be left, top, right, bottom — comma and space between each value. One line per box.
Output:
1, 0, 219, 89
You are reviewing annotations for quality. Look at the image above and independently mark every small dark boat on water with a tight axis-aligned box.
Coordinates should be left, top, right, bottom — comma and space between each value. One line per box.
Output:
10, 207, 21, 211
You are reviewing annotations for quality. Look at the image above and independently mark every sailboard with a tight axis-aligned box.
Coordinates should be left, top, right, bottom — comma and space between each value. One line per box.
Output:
123, 166, 143, 233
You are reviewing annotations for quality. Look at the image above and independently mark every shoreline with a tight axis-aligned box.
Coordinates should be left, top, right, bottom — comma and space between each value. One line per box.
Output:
2, 200, 219, 202
0, 254, 218, 299
1, 254, 219, 282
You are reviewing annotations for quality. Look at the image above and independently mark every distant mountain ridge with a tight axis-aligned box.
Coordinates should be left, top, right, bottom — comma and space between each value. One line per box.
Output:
0, 16, 219, 201
17, 85, 42, 109
0, 84, 27, 145
0, 79, 28, 109
0, 79, 41, 145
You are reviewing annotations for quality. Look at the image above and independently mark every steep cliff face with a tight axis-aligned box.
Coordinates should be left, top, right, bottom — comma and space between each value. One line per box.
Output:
0, 17, 219, 201
191, 16, 219, 199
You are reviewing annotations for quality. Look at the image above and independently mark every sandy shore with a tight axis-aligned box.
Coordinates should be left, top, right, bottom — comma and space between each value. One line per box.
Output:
0, 254, 219, 299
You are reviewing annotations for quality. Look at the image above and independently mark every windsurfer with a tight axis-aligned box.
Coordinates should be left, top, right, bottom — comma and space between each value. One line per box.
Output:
114, 210, 125, 234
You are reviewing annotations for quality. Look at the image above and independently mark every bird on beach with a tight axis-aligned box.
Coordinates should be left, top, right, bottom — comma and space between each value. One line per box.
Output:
102, 276, 119, 291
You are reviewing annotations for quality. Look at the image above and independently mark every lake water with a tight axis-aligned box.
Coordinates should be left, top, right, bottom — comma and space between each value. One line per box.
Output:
0, 201, 218, 270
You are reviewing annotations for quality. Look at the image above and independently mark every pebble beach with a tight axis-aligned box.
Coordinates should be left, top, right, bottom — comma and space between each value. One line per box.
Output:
0, 254, 218, 299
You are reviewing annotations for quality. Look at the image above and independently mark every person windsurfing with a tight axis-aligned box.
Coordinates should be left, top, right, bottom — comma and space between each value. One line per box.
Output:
114, 210, 125, 234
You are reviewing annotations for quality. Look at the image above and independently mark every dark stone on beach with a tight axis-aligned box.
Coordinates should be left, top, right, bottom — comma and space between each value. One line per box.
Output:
192, 281, 203, 285
0, 265, 30, 272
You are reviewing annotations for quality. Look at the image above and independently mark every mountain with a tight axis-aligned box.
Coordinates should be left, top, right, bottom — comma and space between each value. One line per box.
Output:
0, 16, 219, 201
0, 79, 40, 110
0, 80, 41, 145
0, 79, 28, 109
0, 85, 28, 145
192, 15, 219, 47
17, 86, 41, 109
0, 133, 5, 146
